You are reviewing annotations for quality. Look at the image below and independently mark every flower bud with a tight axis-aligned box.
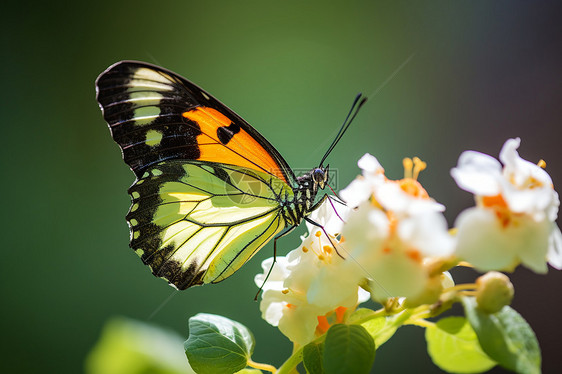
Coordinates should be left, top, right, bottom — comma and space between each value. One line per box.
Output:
475, 271, 514, 314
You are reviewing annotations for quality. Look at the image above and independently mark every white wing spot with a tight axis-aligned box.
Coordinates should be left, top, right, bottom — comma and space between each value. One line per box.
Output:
132, 68, 174, 88
145, 129, 163, 146
201, 91, 210, 100
128, 91, 163, 105
134, 106, 161, 125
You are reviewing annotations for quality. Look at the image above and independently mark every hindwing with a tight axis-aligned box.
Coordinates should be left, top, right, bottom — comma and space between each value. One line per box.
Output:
127, 160, 292, 289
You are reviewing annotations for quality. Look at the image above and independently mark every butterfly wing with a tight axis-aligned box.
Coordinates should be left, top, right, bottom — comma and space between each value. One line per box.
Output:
95, 61, 295, 185
128, 161, 291, 289
96, 61, 297, 289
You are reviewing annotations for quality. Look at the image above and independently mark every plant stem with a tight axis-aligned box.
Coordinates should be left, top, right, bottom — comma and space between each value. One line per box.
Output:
247, 359, 277, 373
408, 319, 435, 328
444, 283, 477, 292
276, 345, 304, 374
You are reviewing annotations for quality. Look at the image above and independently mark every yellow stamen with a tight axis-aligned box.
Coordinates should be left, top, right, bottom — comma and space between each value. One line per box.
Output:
398, 178, 429, 199
538, 159, 546, 168
315, 231, 322, 237
403, 157, 413, 179
282, 289, 289, 294
481, 194, 508, 209
412, 157, 427, 180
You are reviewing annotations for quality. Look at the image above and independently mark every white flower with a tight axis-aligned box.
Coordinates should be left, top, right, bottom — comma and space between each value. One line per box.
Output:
256, 255, 327, 345
255, 200, 368, 346
500, 138, 558, 221
455, 207, 551, 273
343, 204, 454, 300
340, 154, 455, 301
341, 154, 444, 215
451, 138, 562, 272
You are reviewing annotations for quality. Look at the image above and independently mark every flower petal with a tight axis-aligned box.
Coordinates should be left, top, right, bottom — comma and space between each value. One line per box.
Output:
455, 207, 551, 273
340, 177, 373, 207
398, 213, 454, 257
547, 225, 562, 270
451, 150, 502, 195
454, 208, 518, 271
358, 153, 384, 174
368, 250, 428, 300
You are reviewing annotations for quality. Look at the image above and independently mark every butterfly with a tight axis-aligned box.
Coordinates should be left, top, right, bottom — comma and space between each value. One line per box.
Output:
96, 61, 365, 290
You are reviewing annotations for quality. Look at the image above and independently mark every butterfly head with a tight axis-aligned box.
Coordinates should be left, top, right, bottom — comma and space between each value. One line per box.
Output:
312, 165, 329, 190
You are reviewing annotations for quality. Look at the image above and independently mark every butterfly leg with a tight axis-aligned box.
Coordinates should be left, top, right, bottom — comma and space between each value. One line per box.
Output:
254, 224, 298, 301
326, 195, 346, 223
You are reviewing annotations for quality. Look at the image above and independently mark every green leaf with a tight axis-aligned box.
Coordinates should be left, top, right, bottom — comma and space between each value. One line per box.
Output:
303, 341, 324, 374
360, 315, 398, 348
462, 297, 541, 374
235, 370, 262, 374
347, 308, 376, 324
184, 313, 255, 374
349, 309, 399, 348
322, 324, 375, 374
425, 316, 496, 373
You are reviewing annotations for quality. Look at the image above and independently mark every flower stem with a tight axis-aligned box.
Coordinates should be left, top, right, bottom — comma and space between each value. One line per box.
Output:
247, 359, 277, 373
408, 318, 435, 328
276, 345, 304, 374
444, 283, 477, 292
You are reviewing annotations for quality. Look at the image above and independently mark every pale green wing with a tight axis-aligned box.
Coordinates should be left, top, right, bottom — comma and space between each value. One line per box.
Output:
127, 160, 292, 289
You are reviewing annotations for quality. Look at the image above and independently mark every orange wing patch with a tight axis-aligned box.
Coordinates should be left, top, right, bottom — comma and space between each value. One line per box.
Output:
183, 107, 288, 184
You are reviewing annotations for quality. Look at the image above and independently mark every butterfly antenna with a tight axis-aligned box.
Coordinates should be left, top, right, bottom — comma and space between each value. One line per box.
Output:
319, 93, 368, 168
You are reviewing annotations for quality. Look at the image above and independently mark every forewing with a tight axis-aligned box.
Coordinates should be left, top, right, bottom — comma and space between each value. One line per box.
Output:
96, 61, 294, 184
127, 160, 291, 289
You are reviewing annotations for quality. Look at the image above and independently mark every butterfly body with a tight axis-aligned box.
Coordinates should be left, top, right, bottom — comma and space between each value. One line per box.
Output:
96, 61, 328, 289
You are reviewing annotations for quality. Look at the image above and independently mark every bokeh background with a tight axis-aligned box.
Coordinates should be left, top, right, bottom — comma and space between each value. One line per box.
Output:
3, 0, 561, 373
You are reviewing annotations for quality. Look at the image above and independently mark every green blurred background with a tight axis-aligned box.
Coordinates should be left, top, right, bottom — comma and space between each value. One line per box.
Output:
3, 0, 561, 373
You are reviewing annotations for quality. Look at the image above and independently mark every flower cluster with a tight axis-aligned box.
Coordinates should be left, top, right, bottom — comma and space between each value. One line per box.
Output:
256, 138, 561, 347
255, 201, 369, 347
452, 138, 562, 273
339, 154, 455, 305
